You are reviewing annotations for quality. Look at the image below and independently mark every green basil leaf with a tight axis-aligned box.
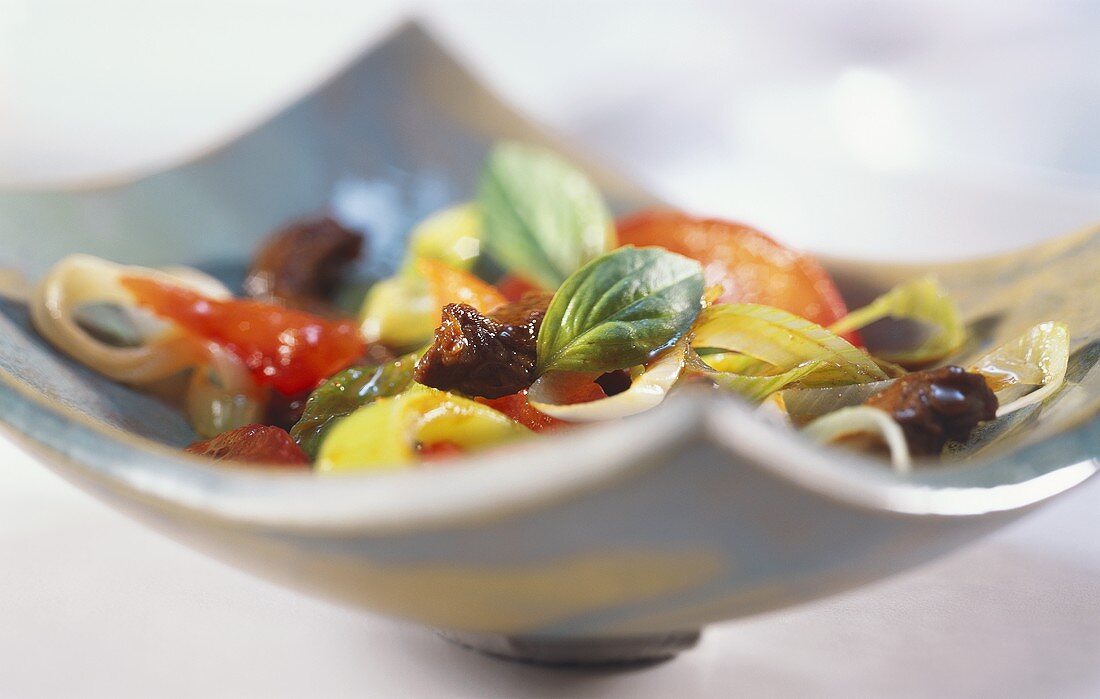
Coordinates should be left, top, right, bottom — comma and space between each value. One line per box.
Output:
537, 246, 705, 373
289, 355, 416, 458
478, 141, 613, 289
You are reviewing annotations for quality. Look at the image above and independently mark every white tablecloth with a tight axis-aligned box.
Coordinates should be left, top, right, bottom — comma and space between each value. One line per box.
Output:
2, 2, 1098, 696
3, 437, 1099, 698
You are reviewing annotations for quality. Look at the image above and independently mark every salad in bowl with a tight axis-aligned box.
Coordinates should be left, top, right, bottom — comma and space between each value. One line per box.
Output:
28, 142, 1068, 474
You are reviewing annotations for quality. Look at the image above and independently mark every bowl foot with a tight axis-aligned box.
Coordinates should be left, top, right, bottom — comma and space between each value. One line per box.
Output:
437, 628, 702, 667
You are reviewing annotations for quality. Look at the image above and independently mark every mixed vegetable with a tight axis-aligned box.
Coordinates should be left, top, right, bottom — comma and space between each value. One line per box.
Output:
29, 142, 1071, 473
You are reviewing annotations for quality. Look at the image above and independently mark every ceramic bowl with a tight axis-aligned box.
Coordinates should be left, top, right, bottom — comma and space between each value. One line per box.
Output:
0, 23, 1098, 665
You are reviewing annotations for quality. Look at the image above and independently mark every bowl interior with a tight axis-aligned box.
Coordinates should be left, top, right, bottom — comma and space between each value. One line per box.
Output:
0, 22, 1096, 522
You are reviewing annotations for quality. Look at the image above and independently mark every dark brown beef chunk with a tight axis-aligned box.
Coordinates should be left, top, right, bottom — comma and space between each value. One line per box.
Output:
414, 294, 552, 399
244, 216, 363, 313
864, 365, 998, 456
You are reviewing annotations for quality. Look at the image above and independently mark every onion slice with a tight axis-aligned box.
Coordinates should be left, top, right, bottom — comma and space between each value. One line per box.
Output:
969, 321, 1070, 417
827, 275, 964, 366
802, 406, 912, 473
31, 254, 230, 384
693, 303, 886, 386
185, 342, 269, 438
778, 379, 896, 424
527, 339, 688, 422
708, 361, 824, 404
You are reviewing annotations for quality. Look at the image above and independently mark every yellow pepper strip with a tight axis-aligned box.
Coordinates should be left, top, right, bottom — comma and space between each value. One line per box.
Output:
359, 203, 486, 349
401, 203, 483, 277
316, 386, 530, 473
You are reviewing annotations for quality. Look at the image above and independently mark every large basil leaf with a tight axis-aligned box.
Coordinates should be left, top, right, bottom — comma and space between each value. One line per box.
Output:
537, 246, 705, 373
478, 142, 613, 289
289, 355, 416, 457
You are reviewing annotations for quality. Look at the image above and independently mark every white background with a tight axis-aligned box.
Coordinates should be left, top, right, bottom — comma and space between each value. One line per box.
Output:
1, 1, 1099, 697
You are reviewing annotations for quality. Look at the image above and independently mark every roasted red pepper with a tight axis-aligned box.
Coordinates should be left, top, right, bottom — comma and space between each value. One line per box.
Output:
478, 391, 564, 432
616, 210, 860, 343
478, 381, 606, 432
122, 276, 365, 395
417, 441, 466, 461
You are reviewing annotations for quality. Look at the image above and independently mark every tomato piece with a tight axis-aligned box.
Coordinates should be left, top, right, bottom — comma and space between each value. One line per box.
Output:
616, 210, 859, 342
417, 258, 506, 313
496, 274, 541, 302
417, 441, 466, 461
478, 380, 607, 431
478, 391, 565, 432
186, 424, 310, 467
122, 276, 365, 395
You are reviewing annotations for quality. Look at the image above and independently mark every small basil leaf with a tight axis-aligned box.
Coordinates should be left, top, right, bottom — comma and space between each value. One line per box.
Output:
537, 246, 705, 373
478, 141, 613, 289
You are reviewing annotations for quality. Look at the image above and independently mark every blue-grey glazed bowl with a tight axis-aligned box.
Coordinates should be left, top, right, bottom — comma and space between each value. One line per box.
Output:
1, 23, 1098, 665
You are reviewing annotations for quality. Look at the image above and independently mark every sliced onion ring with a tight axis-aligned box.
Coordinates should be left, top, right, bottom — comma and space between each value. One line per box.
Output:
527, 339, 689, 422
778, 379, 896, 425
185, 342, 269, 438
31, 254, 230, 384
968, 321, 1070, 418
802, 406, 912, 473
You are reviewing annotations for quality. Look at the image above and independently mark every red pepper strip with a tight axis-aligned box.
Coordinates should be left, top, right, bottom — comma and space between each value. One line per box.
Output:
417, 441, 466, 462
122, 276, 365, 395
478, 383, 605, 433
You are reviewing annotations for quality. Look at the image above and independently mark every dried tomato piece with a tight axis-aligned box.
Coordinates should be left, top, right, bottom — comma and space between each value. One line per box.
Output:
414, 304, 533, 399
244, 216, 364, 313
864, 365, 998, 456
186, 424, 310, 467
477, 391, 567, 432
414, 294, 552, 399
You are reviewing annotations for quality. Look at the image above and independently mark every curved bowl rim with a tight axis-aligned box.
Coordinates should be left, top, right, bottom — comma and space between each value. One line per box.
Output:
0, 21, 1095, 534
0, 355, 1094, 534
